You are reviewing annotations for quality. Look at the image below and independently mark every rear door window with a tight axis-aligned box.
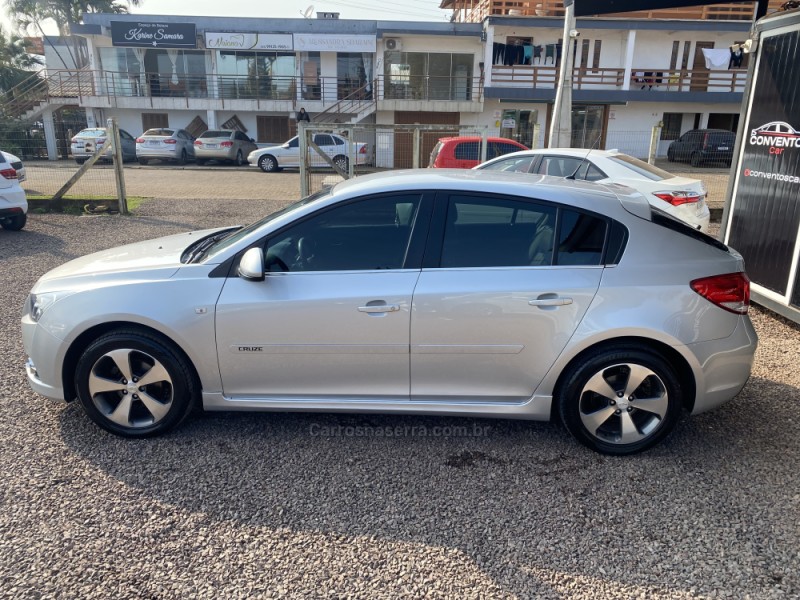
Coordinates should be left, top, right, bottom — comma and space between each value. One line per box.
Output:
454, 142, 480, 161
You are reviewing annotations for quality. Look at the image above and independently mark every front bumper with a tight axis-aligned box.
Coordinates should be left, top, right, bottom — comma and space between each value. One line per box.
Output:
22, 315, 67, 402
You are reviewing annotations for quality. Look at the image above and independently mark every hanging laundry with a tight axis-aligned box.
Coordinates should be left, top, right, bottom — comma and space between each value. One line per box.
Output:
729, 45, 744, 68
702, 48, 731, 70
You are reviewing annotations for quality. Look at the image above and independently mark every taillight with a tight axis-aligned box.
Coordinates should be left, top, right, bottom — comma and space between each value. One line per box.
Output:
97, 138, 107, 144
0, 168, 17, 179
359, 145, 367, 154
691, 273, 750, 314
220, 141, 233, 147
136, 138, 145, 143
70, 136, 78, 143
194, 140, 202, 146
164, 139, 177, 144
653, 191, 702, 206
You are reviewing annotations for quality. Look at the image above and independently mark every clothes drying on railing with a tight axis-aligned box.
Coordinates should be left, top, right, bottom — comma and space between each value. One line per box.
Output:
493, 42, 542, 66
702, 48, 732, 70
729, 45, 744, 68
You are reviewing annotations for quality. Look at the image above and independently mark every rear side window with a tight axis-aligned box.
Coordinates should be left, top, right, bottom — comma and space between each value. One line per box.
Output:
454, 142, 480, 161
557, 210, 607, 265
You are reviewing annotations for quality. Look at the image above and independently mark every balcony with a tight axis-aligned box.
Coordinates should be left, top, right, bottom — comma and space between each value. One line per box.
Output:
489, 65, 747, 94
444, 0, 785, 23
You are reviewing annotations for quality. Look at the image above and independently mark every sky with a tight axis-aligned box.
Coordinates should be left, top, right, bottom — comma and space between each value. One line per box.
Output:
1, 0, 452, 36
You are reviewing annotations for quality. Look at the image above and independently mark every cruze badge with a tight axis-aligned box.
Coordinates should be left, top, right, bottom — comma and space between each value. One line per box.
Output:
233, 346, 264, 353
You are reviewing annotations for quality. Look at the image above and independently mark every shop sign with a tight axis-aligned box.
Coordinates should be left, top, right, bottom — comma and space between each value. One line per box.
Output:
111, 21, 197, 48
205, 32, 293, 51
293, 34, 376, 53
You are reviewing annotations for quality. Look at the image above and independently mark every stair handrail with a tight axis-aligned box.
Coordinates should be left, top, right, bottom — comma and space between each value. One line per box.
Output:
312, 80, 376, 123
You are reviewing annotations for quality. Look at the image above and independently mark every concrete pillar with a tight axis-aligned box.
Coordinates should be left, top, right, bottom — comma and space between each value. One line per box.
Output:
549, 2, 576, 148
622, 30, 636, 92
42, 107, 58, 161
206, 110, 218, 129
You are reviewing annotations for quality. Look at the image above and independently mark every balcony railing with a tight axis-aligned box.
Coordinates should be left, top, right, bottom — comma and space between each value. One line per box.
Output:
490, 65, 747, 93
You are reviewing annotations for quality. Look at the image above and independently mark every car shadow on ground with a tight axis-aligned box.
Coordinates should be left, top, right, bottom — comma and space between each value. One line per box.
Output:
0, 226, 69, 261
56, 375, 799, 597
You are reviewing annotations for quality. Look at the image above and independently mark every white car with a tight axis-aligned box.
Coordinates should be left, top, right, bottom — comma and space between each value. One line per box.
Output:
0, 150, 28, 231
135, 128, 196, 165
71, 127, 137, 164
476, 148, 710, 232
248, 133, 369, 173
1, 151, 26, 182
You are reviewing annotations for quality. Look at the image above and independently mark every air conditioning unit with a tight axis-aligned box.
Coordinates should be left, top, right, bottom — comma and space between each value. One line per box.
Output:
385, 38, 402, 51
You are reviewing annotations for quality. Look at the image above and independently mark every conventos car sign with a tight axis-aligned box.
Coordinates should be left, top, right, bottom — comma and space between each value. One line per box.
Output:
749, 121, 800, 148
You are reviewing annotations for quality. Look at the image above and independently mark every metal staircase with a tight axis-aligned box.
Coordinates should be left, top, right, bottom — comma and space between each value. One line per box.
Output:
312, 80, 376, 124
1, 69, 90, 121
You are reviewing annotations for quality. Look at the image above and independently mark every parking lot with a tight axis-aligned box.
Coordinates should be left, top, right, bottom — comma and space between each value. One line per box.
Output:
1, 197, 799, 598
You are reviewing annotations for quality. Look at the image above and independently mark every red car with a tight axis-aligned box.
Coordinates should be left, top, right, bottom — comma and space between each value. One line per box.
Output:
429, 136, 528, 169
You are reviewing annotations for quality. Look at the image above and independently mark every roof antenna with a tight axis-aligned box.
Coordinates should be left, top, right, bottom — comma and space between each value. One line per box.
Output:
566, 135, 602, 180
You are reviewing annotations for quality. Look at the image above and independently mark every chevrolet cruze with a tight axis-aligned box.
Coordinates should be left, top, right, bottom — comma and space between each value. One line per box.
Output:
22, 170, 757, 454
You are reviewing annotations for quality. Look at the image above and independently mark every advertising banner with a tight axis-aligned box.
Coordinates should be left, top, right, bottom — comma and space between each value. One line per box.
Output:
205, 32, 294, 51
111, 21, 197, 48
293, 34, 376, 53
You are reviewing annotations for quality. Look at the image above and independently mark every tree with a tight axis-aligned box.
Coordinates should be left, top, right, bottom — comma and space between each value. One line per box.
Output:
5, 0, 142, 37
0, 24, 42, 92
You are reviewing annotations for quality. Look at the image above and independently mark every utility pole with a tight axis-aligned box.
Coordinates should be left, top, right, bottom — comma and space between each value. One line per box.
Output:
548, 0, 577, 148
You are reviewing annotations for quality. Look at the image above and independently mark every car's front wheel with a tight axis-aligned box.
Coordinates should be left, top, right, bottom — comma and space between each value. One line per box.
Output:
258, 155, 278, 172
75, 329, 198, 437
1, 213, 26, 231
234, 150, 244, 166
558, 345, 682, 455
177, 149, 187, 165
196, 159, 206, 166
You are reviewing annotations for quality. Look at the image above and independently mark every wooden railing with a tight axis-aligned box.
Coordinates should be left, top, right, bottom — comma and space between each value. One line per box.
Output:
446, 0, 785, 23
489, 65, 747, 93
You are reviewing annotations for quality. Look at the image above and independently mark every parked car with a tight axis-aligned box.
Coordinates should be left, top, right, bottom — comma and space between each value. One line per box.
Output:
0, 150, 28, 231
194, 130, 257, 166
70, 127, 137, 164
248, 133, 369, 172
476, 148, 711, 232
667, 129, 736, 167
1, 150, 26, 182
136, 128, 196, 165
750, 120, 800, 138
429, 136, 528, 169
22, 170, 756, 455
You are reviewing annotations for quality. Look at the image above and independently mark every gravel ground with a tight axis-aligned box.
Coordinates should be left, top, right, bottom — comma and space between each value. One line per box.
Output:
1, 200, 799, 599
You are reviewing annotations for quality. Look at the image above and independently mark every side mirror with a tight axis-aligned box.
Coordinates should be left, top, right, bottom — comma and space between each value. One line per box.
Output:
237, 247, 265, 281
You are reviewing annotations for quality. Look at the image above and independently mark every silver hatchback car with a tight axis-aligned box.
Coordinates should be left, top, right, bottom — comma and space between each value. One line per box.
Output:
22, 171, 756, 454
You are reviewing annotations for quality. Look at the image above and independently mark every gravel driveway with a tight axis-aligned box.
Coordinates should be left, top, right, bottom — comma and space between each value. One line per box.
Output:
1, 200, 799, 599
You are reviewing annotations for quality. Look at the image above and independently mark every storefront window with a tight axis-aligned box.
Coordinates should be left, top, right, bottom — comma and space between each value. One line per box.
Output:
383, 52, 473, 101
98, 48, 208, 98
217, 51, 296, 100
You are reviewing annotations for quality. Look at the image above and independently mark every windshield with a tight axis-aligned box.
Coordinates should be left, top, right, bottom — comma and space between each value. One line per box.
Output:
201, 130, 232, 139
607, 154, 674, 181
203, 188, 332, 260
144, 128, 174, 136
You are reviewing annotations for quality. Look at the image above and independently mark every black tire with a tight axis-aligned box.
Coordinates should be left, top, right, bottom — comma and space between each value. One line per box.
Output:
75, 158, 87, 165
1, 213, 26, 231
557, 345, 682, 455
234, 150, 244, 166
258, 155, 278, 173
75, 328, 199, 438
333, 155, 349, 172
667, 148, 675, 162
196, 159, 207, 166
177, 149, 187, 165
138, 158, 149, 166
690, 152, 702, 168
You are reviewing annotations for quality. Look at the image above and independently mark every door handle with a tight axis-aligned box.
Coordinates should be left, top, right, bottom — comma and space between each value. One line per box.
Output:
528, 297, 573, 307
358, 304, 400, 313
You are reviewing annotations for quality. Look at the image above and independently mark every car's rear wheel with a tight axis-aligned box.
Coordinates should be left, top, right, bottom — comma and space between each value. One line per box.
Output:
558, 346, 682, 455
75, 158, 86, 165
667, 148, 675, 162
258, 155, 278, 172
75, 329, 198, 437
333, 155, 349, 172
234, 150, 244, 166
1, 213, 26, 231
138, 158, 148, 166
690, 152, 702, 167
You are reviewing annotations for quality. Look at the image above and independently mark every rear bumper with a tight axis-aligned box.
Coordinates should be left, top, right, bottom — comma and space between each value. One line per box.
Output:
0, 187, 28, 214
195, 147, 235, 160
137, 147, 182, 159
687, 315, 758, 414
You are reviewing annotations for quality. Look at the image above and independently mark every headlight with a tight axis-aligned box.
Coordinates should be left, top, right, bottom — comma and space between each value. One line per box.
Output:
28, 291, 74, 322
